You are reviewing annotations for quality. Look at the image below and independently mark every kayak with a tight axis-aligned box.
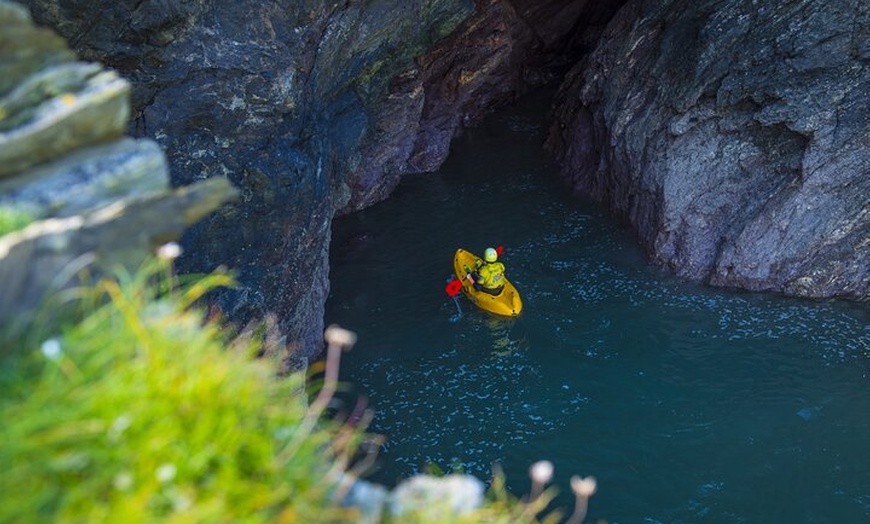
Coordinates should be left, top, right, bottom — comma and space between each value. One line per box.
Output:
453, 248, 522, 317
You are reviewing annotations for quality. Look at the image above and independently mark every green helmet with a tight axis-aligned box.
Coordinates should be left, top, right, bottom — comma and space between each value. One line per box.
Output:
484, 247, 498, 262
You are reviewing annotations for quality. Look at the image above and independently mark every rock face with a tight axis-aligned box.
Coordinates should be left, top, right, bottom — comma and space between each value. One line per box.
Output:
0, 1, 236, 333
16, 0, 864, 360
17, 0, 607, 361
19, 0, 472, 360
547, 0, 869, 298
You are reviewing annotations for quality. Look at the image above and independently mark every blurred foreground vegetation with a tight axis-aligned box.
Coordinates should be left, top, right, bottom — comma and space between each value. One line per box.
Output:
0, 257, 361, 522
0, 253, 574, 523
0, 206, 35, 237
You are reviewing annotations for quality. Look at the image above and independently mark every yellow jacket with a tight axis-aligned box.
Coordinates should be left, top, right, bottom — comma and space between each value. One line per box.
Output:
477, 261, 505, 289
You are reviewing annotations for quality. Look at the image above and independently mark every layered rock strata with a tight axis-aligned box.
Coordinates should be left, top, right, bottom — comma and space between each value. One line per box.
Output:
0, 1, 236, 334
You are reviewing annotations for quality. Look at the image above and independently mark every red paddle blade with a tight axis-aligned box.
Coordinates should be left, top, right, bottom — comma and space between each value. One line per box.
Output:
495, 245, 504, 257
445, 279, 462, 297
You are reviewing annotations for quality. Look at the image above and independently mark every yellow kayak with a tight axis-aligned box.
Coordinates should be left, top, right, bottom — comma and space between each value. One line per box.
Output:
453, 248, 522, 317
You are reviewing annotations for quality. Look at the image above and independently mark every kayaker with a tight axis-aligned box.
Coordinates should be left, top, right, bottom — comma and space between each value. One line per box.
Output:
466, 247, 505, 295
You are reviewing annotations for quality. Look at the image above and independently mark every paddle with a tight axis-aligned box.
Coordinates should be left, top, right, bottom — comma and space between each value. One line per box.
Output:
445, 278, 462, 297
445, 277, 463, 322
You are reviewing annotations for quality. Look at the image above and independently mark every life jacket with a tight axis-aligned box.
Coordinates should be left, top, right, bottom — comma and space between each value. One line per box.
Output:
477, 261, 505, 289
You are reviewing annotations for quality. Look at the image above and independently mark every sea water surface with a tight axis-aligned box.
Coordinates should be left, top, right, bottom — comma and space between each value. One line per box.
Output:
324, 93, 870, 523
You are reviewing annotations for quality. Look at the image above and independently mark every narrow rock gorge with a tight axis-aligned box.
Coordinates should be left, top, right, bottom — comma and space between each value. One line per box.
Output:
15, 0, 868, 361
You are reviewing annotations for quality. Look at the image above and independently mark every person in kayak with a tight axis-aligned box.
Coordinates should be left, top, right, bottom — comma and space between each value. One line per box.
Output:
466, 247, 505, 295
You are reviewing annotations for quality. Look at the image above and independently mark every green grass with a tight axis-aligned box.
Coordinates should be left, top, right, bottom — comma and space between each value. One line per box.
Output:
0, 260, 361, 523
0, 206, 35, 237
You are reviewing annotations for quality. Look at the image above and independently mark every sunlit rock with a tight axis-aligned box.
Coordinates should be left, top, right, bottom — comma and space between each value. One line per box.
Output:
389, 474, 485, 519
0, 1, 237, 332
0, 138, 167, 218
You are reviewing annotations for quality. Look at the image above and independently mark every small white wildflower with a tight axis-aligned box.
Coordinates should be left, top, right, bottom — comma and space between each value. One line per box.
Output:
530, 460, 554, 485
157, 242, 183, 260
156, 463, 177, 483
40, 338, 62, 360
274, 426, 293, 440
324, 324, 357, 349
570, 475, 597, 498
171, 492, 192, 511
113, 471, 134, 491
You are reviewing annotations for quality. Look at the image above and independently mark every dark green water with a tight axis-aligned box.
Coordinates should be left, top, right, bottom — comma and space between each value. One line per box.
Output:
325, 94, 870, 523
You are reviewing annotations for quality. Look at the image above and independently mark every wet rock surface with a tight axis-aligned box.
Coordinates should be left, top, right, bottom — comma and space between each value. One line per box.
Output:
547, 0, 869, 298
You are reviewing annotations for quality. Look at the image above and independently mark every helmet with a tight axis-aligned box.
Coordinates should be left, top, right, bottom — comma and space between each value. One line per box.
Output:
484, 247, 498, 262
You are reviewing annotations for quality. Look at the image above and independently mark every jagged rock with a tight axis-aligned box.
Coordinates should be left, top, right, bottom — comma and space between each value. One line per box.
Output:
0, 1, 131, 190
547, 0, 869, 298
0, 1, 74, 97
0, 138, 167, 218
0, 62, 129, 176
0, 1, 238, 334
0, 177, 237, 332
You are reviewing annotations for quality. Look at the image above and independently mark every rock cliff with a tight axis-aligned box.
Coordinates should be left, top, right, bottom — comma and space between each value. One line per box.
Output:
18, 0, 607, 360
547, 0, 869, 298
14, 0, 866, 360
